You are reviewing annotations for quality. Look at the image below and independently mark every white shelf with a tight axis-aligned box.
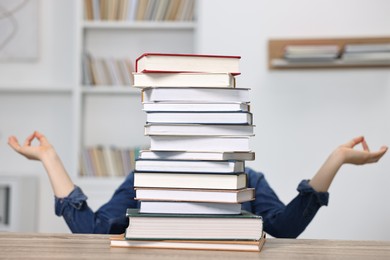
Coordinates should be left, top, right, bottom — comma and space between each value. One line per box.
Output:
82, 21, 196, 30
0, 86, 73, 94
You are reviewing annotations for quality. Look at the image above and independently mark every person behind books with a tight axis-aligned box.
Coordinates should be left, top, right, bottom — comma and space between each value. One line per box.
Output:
8, 131, 387, 238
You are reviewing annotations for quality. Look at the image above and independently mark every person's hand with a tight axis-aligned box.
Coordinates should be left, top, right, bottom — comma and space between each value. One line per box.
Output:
8, 131, 55, 161
337, 136, 388, 165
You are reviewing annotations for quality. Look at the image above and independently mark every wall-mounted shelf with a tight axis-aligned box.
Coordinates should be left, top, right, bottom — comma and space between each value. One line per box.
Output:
268, 37, 390, 70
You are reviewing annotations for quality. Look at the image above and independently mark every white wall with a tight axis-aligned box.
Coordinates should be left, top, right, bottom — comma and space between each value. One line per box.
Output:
197, 0, 390, 240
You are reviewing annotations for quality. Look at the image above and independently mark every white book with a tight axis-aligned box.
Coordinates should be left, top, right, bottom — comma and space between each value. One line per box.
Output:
135, 187, 255, 203
149, 136, 251, 152
135, 159, 245, 173
139, 201, 242, 215
344, 43, 390, 53
134, 172, 247, 190
136, 53, 241, 75
133, 72, 235, 88
144, 124, 254, 136
146, 112, 252, 124
142, 87, 250, 103
142, 102, 250, 112
138, 150, 255, 161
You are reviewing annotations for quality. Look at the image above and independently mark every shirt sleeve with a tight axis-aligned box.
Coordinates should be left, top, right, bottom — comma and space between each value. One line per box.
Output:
54, 173, 138, 234
242, 167, 329, 238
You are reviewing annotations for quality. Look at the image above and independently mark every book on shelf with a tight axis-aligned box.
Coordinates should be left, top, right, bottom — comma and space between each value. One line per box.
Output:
139, 201, 242, 215
125, 208, 263, 240
135, 187, 255, 203
133, 72, 236, 88
134, 172, 247, 190
341, 52, 390, 62
110, 232, 266, 252
146, 111, 253, 125
149, 135, 251, 152
144, 124, 254, 136
136, 53, 241, 75
343, 43, 390, 53
135, 159, 245, 173
283, 44, 340, 61
142, 87, 250, 103
138, 150, 255, 161
142, 102, 250, 112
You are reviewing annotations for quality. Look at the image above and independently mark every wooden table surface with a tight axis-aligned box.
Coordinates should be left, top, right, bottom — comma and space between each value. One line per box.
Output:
1, 232, 390, 259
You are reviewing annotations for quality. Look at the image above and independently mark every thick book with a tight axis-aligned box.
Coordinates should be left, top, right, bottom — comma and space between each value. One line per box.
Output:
142, 102, 250, 112
133, 72, 236, 88
135, 187, 255, 203
146, 112, 253, 125
141, 87, 250, 103
135, 53, 241, 75
138, 150, 255, 161
144, 124, 254, 136
134, 172, 247, 190
125, 209, 263, 240
110, 232, 266, 252
149, 136, 251, 152
135, 159, 245, 173
139, 201, 242, 215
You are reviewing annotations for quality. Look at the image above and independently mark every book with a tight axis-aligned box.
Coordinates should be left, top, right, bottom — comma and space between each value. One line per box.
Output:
133, 72, 236, 88
110, 232, 266, 252
344, 43, 390, 53
135, 53, 241, 75
139, 201, 242, 214
142, 87, 250, 103
135, 187, 255, 203
125, 209, 263, 240
142, 102, 250, 112
138, 150, 255, 161
135, 159, 245, 173
144, 124, 255, 136
341, 52, 390, 62
149, 136, 251, 152
134, 172, 247, 190
284, 44, 340, 61
146, 111, 253, 125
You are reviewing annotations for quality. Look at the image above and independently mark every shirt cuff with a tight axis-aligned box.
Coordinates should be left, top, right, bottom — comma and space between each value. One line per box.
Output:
297, 180, 329, 206
55, 186, 88, 216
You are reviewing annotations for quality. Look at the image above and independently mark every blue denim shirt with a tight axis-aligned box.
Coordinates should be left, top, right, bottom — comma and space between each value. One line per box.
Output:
55, 167, 329, 238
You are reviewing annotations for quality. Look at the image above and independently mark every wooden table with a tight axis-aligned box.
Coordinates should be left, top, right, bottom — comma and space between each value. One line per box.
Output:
1, 232, 390, 259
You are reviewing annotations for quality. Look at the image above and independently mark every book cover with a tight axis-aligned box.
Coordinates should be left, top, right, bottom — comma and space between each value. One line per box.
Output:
144, 124, 255, 136
142, 102, 250, 112
134, 159, 245, 173
110, 232, 266, 252
133, 72, 236, 88
138, 150, 255, 161
135, 53, 241, 75
141, 87, 250, 103
135, 187, 255, 203
149, 135, 251, 152
133, 172, 248, 190
145, 111, 253, 125
139, 201, 242, 215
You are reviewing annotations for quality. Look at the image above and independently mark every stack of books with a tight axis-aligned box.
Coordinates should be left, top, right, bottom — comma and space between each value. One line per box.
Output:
110, 53, 265, 252
283, 44, 340, 62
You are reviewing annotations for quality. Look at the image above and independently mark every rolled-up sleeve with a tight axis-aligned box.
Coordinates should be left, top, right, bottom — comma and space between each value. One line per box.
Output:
243, 168, 329, 238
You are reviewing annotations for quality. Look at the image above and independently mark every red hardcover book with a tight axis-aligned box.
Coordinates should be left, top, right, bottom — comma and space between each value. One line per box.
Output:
135, 53, 241, 75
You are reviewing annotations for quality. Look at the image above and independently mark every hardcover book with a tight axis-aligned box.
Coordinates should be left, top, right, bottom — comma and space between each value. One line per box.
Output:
142, 102, 250, 112
141, 87, 250, 103
125, 209, 263, 240
144, 124, 254, 136
133, 72, 236, 88
138, 150, 255, 161
110, 232, 266, 252
134, 172, 247, 190
135, 53, 241, 75
135, 187, 255, 203
145, 111, 253, 125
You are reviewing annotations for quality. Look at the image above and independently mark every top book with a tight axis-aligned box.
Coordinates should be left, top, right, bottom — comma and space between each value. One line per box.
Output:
135, 53, 241, 75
